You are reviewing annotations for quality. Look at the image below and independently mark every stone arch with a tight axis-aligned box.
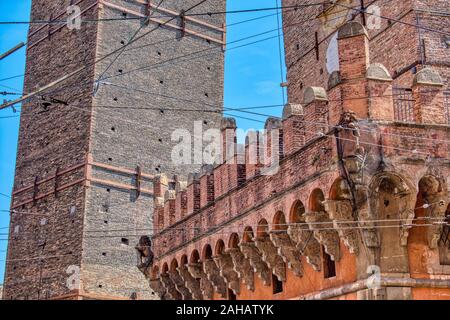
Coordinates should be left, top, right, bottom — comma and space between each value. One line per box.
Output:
228, 233, 240, 248
190, 250, 200, 263
180, 254, 188, 266
272, 211, 287, 231
215, 239, 226, 255
271, 210, 304, 277
329, 177, 352, 201
257, 219, 269, 239
170, 258, 178, 272
309, 188, 326, 212
414, 174, 448, 249
287, 199, 322, 271
242, 226, 254, 243
368, 172, 417, 244
151, 265, 160, 280
418, 175, 445, 198
306, 188, 341, 261
368, 172, 417, 272
326, 177, 359, 255
161, 262, 169, 274
255, 219, 286, 281
290, 200, 306, 223
202, 244, 213, 260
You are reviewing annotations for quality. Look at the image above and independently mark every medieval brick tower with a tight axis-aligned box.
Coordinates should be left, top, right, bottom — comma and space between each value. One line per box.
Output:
3, 0, 226, 300
143, 0, 450, 301
282, 0, 449, 104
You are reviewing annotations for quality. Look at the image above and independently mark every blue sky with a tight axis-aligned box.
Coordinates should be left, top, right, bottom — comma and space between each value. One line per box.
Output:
0, 0, 286, 283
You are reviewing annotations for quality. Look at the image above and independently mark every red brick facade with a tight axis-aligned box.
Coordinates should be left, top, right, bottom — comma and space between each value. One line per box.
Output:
146, 2, 450, 299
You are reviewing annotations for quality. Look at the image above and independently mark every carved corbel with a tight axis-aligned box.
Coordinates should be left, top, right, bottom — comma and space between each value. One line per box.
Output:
239, 242, 271, 286
169, 270, 192, 300
160, 273, 182, 300
305, 211, 341, 261
203, 259, 227, 298
399, 205, 416, 247
269, 231, 303, 277
188, 262, 213, 299
425, 193, 448, 249
213, 253, 240, 295
324, 199, 360, 255
287, 225, 321, 271
254, 235, 286, 281
358, 207, 380, 248
149, 278, 167, 300
178, 265, 203, 300
226, 248, 255, 291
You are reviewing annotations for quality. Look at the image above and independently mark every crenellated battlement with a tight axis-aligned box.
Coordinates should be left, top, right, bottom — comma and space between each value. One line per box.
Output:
153, 21, 449, 236
146, 21, 450, 301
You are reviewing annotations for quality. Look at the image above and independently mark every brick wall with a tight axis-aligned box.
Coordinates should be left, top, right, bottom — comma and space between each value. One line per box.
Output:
150, 17, 450, 300
4, 0, 226, 300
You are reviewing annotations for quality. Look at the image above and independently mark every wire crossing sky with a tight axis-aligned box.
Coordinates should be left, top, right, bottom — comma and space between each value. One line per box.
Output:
0, 0, 287, 284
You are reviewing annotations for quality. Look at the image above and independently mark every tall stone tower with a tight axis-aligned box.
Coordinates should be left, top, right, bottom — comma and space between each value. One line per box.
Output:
3, 0, 226, 300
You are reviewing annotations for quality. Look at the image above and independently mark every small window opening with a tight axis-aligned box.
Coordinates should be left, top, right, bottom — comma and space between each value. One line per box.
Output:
323, 247, 336, 279
227, 289, 236, 300
272, 274, 283, 294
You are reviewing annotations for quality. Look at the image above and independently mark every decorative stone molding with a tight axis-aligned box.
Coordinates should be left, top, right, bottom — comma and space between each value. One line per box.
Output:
328, 71, 341, 90
368, 173, 417, 247
188, 263, 213, 299
304, 87, 328, 105
254, 235, 286, 281
287, 225, 322, 271
169, 270, 192, 300
214, 253, 240, 295
425, 193, 448, 249
149, 278, 167, 300
358, 207, 380, 248
270, 231, 303, 277
164, 190, 176, 202
221, 117, 237, 130
305, 211, 341, 261
282, 103, 303, 120
187, 172, 200, 185
366, 63, 392, 82
400, 208, 416, 246
227, 247, 255, 291
178, 266, 203, 300
160, 273, 181, 300
265, 117, 282, 130
175, 180, 187, 192
337, 21, 369, 40
239, 242, 271, 286
203, 259, 227, 298
154, 196, 164, 208
324, 199, 360, 255
413, 68, 444, 87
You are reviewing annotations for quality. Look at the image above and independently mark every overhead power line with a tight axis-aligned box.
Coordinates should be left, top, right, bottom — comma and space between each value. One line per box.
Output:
337, 2, 450, 36
0, 42, 25, 61
0, 2, 328, 25
0, 7, 305, 86
95, 0, 167, 82
0, 0, 210, 111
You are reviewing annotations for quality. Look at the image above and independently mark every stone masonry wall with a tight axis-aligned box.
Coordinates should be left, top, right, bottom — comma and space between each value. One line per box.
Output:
82, 0, 225, 299
282, 0, 450, 105
3, 0, 99, 300
4, 0, 226, 300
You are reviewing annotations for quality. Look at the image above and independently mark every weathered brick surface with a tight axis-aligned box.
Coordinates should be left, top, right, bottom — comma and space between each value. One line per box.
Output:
4, 0, 225, 300
150, 13, 450, 300
283, 0, 450, 105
